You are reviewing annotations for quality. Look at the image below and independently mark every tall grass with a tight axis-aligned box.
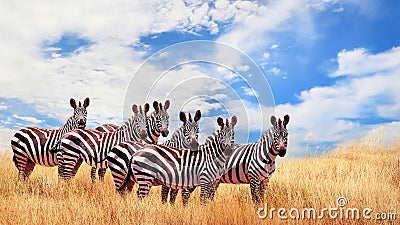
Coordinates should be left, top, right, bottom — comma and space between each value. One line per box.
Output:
0, 139, 399, 225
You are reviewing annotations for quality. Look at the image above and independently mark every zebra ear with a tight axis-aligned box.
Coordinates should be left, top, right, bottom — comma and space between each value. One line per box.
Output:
231, 116, 237, 127
153, 101, 159, 111
217, 117, 224, 128
70, 98, 77, 109
283, 114, 290, 128
270, 116, 277, 127
132, 104, 138, 114
164, 100, 170, 110
144, 103, 150, 113
179, 112, 187, 123
194, 110, 201, 122
83, 97, 90, 108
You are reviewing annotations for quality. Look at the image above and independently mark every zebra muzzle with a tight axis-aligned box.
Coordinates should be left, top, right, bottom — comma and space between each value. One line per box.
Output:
161, 129, 169, 137
139, 130, 147, 139
189, 141, 199, 151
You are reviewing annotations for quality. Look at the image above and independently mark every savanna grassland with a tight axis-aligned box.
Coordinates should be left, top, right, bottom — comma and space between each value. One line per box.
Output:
0, 138, 399, 225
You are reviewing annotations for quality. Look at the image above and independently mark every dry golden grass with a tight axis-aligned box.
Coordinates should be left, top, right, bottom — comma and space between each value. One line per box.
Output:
1, 138, 399, 225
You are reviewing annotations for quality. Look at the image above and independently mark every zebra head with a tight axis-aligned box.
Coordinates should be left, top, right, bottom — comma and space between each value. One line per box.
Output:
132, 103, 150, 140
70, 97, 90, 129
269, 114, 290, 157
179, 110, 201, 151
153, 100, 170, 137
216, 116, 237, 155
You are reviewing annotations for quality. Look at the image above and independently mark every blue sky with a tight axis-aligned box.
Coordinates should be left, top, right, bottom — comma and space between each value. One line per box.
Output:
0, 0, 399, 154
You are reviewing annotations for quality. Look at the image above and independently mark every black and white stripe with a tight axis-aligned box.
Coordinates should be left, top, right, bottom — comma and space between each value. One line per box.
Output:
107, 110, 201, 195
10, 97, 90, 181
120, 116, 237, 204
187, 115, 290, 207
95, 124, 120, 132
90, 100, 171, 182
57, 104, 150, 180
89, 124, 120, 182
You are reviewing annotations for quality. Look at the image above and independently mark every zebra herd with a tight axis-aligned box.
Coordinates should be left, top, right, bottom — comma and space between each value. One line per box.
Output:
10, 97, 290, 207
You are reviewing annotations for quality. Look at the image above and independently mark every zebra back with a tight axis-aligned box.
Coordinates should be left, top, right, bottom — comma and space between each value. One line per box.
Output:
95, 124, 120, 132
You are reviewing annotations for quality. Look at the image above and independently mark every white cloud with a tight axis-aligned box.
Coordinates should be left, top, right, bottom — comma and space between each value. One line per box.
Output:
263, 52, 271, 59
0, 126, 15, 151
235, 64, 250, 72
0, 1, 261, 131
276, 46, 400, 154
361, 122, 400, 146
270, 44, 279, 50
12, 114, 44, 124
217, 0, 315, 53
331, 47, 400, 77
0, 104, 8, 110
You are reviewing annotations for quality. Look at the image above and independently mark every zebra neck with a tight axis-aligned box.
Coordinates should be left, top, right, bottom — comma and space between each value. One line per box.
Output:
162, 128, 186, 148
145, 115, 161, 144
57, 117, 75, 137
202, 133, 226, 164
260, 128, 276, 164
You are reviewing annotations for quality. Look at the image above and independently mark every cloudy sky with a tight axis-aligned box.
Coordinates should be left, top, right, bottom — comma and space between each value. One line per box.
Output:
1, 0, 399, 155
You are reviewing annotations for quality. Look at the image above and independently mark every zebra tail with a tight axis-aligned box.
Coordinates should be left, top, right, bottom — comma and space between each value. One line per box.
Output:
117, 160, 133, 193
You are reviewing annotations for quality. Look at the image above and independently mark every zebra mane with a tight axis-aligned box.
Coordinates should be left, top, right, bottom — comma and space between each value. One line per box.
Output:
260, 127, 274, 152
203, 130, 218, 146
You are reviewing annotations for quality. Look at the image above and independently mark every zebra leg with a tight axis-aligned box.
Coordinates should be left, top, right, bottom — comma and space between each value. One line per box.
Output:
200, 183, 212, 204
161, 185, 170, 204
90, 167, 97, 183
124, 179, 135, 194
98, 168, 106, 181
136, 180, 152, 200
70, 158, 83, 178
249, 179, 261, 207
209, 180, 220, 201
22, 160, 36, 181
259, 178, 269, 205
169, 189, 179, 205
12, 154, 28, 182
61, 157, 79, 180
181, 188, 195, 206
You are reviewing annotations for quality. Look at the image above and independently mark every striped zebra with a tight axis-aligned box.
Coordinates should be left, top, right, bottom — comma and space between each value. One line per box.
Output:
177, 115, 290, 207
89, 124, 120, 182
10, 97, 90, 181
89, 100, 171, 182
57, 103, 150, 180
120, 116, 237, 204
107, 110, 201, 195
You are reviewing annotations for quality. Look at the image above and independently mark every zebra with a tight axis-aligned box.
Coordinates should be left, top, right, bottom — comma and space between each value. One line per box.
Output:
88, 124, 120, 182
120, 116, 237, 204
177, 115, 290, 207
10, 97, 90, 181
56, 103, 150, 181
107, 110, 201, 196
89, 100, 171, 182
